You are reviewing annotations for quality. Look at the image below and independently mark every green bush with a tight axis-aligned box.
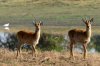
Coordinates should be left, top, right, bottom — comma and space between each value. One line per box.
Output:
91, 35, 100, 52
37, 33, 66, 51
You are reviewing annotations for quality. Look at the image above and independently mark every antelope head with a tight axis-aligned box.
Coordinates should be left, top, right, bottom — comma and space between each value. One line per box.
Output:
82, 18, 93, 29
33, 21, 43, 30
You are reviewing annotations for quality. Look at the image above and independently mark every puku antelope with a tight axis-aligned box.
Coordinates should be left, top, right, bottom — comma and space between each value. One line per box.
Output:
68, 18, 93, 59
16, 21, 42, 58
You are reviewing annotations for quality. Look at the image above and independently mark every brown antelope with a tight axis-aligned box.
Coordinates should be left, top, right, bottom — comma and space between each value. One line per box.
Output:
16, 21, 42, 58
68, 18, 93, 59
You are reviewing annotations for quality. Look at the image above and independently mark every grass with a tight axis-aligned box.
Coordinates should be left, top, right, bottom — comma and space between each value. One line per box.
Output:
0, 48, 99, 66
0, 0, 99, 35
0, 0, 100, 26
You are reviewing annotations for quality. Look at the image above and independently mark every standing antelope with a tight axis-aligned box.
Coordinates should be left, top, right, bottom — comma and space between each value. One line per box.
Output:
68, 18, 93, 59
16, 21, 42, 58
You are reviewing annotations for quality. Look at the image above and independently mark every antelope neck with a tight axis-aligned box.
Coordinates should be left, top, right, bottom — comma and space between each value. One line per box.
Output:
86, 25, 91, 37
34, 27, 40, 36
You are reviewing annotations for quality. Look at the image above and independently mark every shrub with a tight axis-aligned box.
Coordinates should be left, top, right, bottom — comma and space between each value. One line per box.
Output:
37, 33, 66, 51
0, 32, 18, 51
91, 35, 100, 52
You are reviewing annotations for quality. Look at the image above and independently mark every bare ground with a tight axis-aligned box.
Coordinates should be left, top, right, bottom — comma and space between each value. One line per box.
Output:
0, 48, 99, 66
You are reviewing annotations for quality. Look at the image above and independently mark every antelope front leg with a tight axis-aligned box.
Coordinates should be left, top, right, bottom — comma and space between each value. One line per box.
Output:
16, 44, 21, 58
70, 42, 74, 59
32, 45, 37, 57
83, 44, 87, 59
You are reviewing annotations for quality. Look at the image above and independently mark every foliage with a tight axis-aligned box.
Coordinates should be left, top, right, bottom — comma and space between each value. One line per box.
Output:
38, 33, 66, 51
0, 32, 18, 51
91, 35, 100, 52
0, 32, 100, 53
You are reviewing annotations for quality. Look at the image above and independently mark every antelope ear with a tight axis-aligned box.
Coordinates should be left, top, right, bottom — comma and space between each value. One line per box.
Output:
82, 18, 86, 23
39, 21, 43, 25
90, 18, 93, 22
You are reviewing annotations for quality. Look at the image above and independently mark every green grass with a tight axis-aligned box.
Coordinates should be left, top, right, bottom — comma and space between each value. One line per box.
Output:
0, 0, 100, 26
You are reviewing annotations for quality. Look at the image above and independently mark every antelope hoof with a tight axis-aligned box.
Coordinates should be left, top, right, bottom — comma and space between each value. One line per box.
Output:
69, 56, 75, 60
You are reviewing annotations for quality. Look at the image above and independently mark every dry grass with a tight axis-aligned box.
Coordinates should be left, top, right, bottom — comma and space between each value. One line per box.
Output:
0, 48, 99, 66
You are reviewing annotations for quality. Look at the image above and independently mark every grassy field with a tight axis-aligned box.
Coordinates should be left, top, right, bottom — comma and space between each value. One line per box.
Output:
0, 0, 100, 26
0, 48, 99, 66
0, 0, 99, 34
